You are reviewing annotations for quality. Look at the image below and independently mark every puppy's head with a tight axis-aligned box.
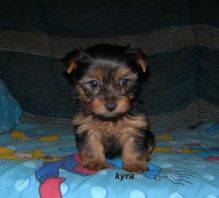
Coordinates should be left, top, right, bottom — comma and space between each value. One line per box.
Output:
63, 44, 148, 120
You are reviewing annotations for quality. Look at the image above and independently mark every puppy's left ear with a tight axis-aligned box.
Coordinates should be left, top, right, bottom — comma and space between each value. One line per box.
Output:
125, 47, 148, 73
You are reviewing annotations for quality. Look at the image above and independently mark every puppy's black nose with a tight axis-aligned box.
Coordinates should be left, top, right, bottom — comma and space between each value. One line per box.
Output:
105, 103, 117, 111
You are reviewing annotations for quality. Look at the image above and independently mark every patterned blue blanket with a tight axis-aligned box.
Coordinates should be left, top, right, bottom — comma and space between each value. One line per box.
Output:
0, 118, 219, 198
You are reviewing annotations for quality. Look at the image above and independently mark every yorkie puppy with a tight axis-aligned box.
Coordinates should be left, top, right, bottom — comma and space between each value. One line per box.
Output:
63, 44, 155, 172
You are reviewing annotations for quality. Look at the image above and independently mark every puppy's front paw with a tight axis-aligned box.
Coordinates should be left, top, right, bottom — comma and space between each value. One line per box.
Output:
123, 163, 148, 173
82, 160, 110, 171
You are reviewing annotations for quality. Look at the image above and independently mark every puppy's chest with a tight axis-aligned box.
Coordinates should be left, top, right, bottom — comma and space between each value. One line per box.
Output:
99, 122, 124, 156
74, 114, 147, 137
94, 119, 138, 139
98, 122, 120, 135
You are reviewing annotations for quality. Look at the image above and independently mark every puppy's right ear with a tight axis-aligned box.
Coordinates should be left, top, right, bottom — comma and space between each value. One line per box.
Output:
62, 47, 90, 74
62, 49, 81, 74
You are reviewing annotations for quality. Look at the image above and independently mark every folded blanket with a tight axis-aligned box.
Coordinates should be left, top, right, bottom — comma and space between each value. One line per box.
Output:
0, 79, 21, 133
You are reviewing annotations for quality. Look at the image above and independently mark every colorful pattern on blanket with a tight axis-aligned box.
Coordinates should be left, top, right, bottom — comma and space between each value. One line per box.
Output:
0, 120, 219, 198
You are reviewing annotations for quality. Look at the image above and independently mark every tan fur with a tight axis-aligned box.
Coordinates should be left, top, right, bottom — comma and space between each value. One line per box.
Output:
113, 67, 133, 81
66, 59, 77, 74
137, 56, 148, 73
85, 67, 105, 81
122, 137, 148, 172
73, 114, 148, 136
74, 114, 149, 171
75, 83, 89, 102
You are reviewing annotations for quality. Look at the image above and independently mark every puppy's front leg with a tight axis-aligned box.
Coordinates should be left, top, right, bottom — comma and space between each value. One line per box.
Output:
122, 137, 148, 172
122, 129, 155, 172
77, 131, 109, 171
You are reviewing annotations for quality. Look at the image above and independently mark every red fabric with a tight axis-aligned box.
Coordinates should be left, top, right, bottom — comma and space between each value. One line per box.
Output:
40, 177, 65, 198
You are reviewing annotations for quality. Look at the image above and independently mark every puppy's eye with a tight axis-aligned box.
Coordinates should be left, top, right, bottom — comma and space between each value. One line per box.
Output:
89, 80, 99, 88
120, 79, 129, 87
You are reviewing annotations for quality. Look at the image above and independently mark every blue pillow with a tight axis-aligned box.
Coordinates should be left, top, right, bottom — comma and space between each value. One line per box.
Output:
0, 79, 21, 133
